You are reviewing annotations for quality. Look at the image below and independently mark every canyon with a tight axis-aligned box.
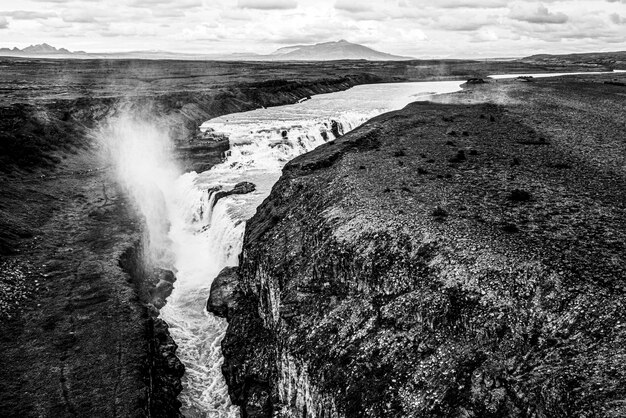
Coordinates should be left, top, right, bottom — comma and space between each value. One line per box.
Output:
0, 55, 624, 417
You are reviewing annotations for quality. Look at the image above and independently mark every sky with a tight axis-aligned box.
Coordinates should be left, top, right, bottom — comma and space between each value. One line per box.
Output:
0, 0, 624, 58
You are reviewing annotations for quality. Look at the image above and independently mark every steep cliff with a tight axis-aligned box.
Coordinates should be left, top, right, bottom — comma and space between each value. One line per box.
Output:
214, 74, 626, 417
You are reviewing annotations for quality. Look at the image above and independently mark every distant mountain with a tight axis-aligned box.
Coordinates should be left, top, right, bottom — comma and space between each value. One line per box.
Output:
0, 43, 84, 56
22, 43, 64, 54
268, 40, 412, 61
521, 51, 626, 69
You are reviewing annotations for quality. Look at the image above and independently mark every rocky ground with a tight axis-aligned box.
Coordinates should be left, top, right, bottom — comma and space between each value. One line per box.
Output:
211, 72, 626, 417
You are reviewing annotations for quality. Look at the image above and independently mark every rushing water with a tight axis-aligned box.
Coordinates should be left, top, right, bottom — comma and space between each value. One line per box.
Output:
105, 70, 624, 417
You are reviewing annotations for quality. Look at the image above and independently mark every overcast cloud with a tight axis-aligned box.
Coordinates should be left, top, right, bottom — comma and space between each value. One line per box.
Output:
0, 0, 624, 58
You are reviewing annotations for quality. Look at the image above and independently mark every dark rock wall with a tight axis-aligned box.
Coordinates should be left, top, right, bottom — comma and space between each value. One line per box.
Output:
119, 241, 184, 418
217, 76, 626, 417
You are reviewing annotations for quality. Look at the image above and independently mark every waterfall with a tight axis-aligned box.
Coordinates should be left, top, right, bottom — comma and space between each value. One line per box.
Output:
163, 83, 467, 415
96, 80, 471, 416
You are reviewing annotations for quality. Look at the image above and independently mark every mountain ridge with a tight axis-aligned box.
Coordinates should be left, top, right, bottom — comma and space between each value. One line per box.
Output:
267, 39, 412, 61
0, 43, 85, 55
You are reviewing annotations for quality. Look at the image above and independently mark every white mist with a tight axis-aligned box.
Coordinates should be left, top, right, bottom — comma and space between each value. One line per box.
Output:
95, 111, 241, 417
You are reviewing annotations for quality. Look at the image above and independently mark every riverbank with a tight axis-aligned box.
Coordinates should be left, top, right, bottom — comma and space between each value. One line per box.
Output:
213, 72, 626, 417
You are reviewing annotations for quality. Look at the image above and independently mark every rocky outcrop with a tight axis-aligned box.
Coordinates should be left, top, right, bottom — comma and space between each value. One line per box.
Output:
209, 182, 257, 209
149, 318, 185, 417
330, 120, 343, 138
207, 267, 243, 318
119, 242, 185, 417
216, 76, 626, 417
175, 139, 231, 173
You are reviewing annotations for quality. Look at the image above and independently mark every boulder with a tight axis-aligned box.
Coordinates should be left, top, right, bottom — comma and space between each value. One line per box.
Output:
207, 267, 242, 318
330, 119, 343, 138
210, 182, 256, 208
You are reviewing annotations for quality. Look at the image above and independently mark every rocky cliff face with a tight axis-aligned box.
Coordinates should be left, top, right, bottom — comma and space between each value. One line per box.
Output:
213, 74, 626, 417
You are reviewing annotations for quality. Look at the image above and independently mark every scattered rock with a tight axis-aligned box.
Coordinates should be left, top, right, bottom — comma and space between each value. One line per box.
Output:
508, 189, 531, 202
501, 222, 520, 233
551, 162, 572, 169
393, 149, 407, 157
449, 150, 466, 163
431, 206, 448, 218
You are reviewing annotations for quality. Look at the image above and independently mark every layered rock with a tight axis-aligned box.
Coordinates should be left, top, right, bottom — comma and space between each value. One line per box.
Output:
215, 75, 626, 417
